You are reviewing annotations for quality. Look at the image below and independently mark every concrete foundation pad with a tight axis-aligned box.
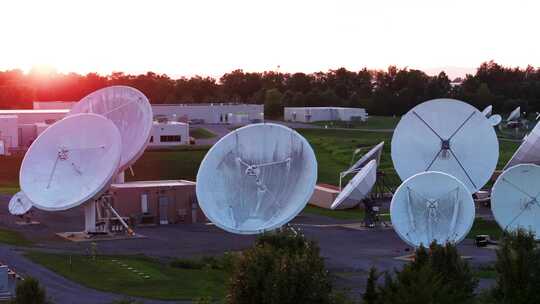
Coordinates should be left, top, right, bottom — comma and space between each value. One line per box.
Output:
56, 232, 146, 242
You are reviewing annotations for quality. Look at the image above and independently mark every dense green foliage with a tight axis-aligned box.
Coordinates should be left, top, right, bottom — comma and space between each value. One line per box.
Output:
227, 228, 346, 304
11, 277, 48, 304
365, 242, 477, 304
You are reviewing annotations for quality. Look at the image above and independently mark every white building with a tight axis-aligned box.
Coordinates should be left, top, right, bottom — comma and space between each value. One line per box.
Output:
148, 121, 190, 147
284, 107, 368, 123
33, 101, 76, 110
152, 104, 264, 124
0, 115, 18, 154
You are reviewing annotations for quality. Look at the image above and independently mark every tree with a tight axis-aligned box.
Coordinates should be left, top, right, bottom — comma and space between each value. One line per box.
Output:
263, 89, 283, 119
227, 228, 346, 304
11, 277, 48, 304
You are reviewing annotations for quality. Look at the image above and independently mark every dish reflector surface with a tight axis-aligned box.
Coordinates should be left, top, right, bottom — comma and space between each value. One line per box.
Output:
390, 171, 475, 247
343, 142, 384, 176
491, 164, 540, 238
8, 192, 32, 215
482, 105, 493, 117
20, 113, 122, 211
507, 106, 520, 121
69, 86, 152, 171
488, 114, 502, 126
196, 123, 317, 234
391, 98, 499, 192
504, 121, 540, 169
331, 159, 377, 210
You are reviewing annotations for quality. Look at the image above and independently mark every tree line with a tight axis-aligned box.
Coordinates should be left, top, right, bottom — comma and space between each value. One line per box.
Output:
1, 61, 539, 116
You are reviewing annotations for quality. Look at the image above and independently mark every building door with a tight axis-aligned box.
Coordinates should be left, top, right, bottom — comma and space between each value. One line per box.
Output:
159, 196, 169, 224
141, 194, 149, 214
191, 203, 198, 223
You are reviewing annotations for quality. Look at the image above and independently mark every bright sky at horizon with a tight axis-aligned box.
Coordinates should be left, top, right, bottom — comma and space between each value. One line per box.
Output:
0, 0, 538, 79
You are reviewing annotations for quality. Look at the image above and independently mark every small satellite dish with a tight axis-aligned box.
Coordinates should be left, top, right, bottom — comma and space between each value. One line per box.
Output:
343, 142, 384, 176
391, 98, 499, 193
504, 121, 540, 169
331, 159, 377, 210
69, 86, 152, 172
8, 192, 33, 215
482, 105, 493, 117
196, 123, 317, 234
20, 113, 122, 211
507, 106, 521, 122
488, 114, 502, 126
491, 164, 540, 238
390, 171, 475, 247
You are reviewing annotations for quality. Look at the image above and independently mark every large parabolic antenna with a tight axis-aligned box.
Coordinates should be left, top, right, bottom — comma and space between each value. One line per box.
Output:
391, 98, 499, 192
390, 171, 475, 247
196, 123, 317, 234
507, 106, 521, 122
331, 159, 377, 210
343, 142, 384, 176
69, 86, 152, 172
491, 164, 540, 238
504, 120, 540, 169
8, 192, 32, 215
20, 114, 122, 211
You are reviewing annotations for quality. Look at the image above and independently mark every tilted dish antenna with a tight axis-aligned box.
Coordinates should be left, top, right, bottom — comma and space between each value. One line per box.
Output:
504, 120, 540, 169
482, 105, 493, 117
340, 142, 384, 190
331, 159, 377, 210
196, 123, 317, 234
491, 164, 540, 238
391, 98, 499, 193
390, 171, 475, 247
8, 191, 33, 215
69, 86, 152, 172
20, 114, 122, 211
507, 106, 521, 122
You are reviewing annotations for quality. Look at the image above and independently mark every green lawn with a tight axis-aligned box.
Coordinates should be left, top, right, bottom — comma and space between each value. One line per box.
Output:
191, 128, 217, 139
467, 218, 503, 240
25, 252, 227, 301
0, 228, 32, 246
312, 116, 400, 130
303, 205, 365, 220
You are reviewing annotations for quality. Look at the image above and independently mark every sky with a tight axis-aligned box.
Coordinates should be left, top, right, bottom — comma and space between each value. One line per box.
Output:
0, 0, 538, 79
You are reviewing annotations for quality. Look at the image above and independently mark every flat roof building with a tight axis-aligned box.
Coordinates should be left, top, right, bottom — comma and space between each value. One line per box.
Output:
149, 121, 190, 147
284, 107, 368, 123
152, 103, 264, 124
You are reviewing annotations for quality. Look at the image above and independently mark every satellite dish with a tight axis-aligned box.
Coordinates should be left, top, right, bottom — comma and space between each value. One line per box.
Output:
391, 98, 499, 193
390, 171, 475, 247
331, 159, 377, 210
20, 113, 122, 211
507, 106, 521, 122
488, 114, 502, 126
8, 192, 33, 215
343, 142, 384, 175
504, 120, 540, 169
491, 164, 540, 238
482, 105, 493, 117
536, 112, 540, 121
69, 86, 152, 172
196, 123, 317, 234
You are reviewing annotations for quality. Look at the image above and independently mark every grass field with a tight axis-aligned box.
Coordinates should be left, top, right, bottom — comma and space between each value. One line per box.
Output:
191, 128, 217, 139
25, 252, 227, 301
0, 228, 32, 246
312, 116, 400, 130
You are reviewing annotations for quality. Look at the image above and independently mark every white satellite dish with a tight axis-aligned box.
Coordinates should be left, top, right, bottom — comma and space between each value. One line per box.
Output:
488, 114, 502, 126
390, 171, 475, 247
507, 106, 521, 122
491, 164, 540, 238
69, 86, 152, 172
482, 105, 493, 117
391, 98, 499, 193
196, 123, 317, 234
331, 159, 377, 210
343, 142, 384, 176
504, 120, 540, 169
20, 113, 122, 211
8, 192, 33, 215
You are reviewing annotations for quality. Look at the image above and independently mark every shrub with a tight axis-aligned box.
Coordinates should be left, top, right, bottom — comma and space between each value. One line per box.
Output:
11, 277, 48, 304
365, 242, 477, 304
488, 229, 540, 303
227, 228, 346, 304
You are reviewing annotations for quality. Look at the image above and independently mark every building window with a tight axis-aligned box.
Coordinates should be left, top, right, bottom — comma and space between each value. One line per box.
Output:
160, 135, 181, 142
